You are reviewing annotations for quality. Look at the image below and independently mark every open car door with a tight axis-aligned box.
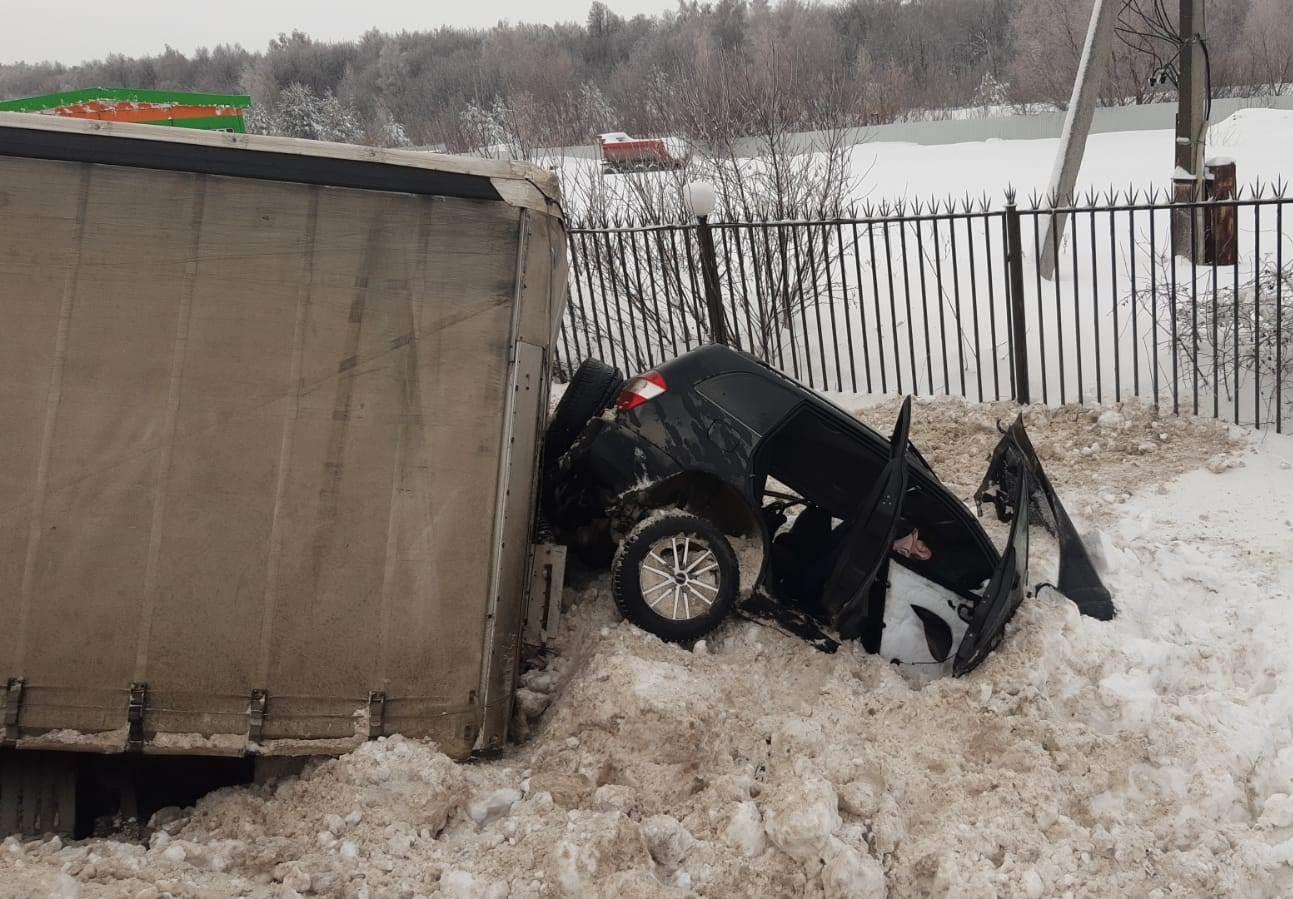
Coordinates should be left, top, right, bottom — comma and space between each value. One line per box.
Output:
821, 398, 912, 644
975, 415, 1116, 621
954, 464, 1030, 674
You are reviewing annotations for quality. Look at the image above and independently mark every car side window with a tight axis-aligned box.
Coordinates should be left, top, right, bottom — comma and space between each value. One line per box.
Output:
695, 372, 801, 435
755, 408, 885, 517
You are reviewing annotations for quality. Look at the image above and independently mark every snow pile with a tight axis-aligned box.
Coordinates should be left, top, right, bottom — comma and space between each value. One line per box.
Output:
3, 399, 1292, 899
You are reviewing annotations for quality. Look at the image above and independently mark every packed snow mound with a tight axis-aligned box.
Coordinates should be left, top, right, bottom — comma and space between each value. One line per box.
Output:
3, 399, 1292, 899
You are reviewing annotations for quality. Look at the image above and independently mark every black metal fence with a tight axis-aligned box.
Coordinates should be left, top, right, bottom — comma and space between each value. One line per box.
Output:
558, 185, 1292, 433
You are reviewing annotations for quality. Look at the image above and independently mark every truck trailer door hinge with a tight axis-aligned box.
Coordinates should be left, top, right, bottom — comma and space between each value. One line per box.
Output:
366, 691, 386, 740
126, 682, 148, 752
3, 677, 24, 744
247, 689, 269, 746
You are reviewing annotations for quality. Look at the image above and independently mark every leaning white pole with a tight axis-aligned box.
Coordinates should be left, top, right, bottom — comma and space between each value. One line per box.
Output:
1038, 0, 1119, 280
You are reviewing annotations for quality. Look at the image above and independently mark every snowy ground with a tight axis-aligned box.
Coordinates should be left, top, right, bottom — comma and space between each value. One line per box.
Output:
4, 396, 1292, 898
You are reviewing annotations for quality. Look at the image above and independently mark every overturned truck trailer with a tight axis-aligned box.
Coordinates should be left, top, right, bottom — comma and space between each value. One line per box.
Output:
0, 113, 567, 833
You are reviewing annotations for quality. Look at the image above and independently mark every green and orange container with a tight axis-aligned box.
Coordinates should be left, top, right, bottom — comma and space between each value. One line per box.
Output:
0, 88, 249, 132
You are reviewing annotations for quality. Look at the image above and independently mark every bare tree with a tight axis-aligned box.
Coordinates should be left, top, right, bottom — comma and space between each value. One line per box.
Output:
1242, 0, 1293, 96
561, 14, 863, 371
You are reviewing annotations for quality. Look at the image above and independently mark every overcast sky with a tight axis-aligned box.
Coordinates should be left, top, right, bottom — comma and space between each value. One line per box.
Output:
2, 0, 675, 66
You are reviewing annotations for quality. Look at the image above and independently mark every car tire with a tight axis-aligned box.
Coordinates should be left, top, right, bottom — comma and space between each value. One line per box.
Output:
611, 511, 739, 643
544, 358, 623, 469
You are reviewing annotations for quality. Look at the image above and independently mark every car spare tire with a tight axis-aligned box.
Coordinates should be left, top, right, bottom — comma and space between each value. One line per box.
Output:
544, 358, 624, 467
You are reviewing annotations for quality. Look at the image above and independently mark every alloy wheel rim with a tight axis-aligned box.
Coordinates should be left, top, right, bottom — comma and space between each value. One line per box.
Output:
639, 533, 721, 621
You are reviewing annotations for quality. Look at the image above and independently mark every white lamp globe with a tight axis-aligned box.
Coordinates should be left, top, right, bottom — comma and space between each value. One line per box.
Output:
682, 180, 718, 219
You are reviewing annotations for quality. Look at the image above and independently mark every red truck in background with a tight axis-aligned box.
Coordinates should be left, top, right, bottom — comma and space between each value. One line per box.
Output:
597, 131, 687, 173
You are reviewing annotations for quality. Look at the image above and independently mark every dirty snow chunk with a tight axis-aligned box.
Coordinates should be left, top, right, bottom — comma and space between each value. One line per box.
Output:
549, 813, 652, 896
641, 814, 695, 869
1206, 453, 1245, 473
766, 716, 826, 757
282, 865, 312, 893
763, 775, 841, 863
724, 801, 768, 858
1021, 868, 1045, 899
1261, 794, 1293, 828
1098, 670, 1160, 732
1096, 409, 1124, 430
468, 788, 523, 826
838, 781, 880, 818
388, 829, 415, 856
592, 783, 637, 814
149, 806, 184, 830
441, 868, 508, 899
161, 844, 186, 863
514, 687, 551, 720
822, 844, 885, 899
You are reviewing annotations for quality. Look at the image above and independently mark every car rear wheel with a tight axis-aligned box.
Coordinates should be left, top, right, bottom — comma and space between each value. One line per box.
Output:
544, 358, 623, 469
611, 512, 739, 642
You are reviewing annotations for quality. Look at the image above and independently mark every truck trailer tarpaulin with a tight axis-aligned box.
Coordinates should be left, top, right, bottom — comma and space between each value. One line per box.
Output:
0, 112, 567, 773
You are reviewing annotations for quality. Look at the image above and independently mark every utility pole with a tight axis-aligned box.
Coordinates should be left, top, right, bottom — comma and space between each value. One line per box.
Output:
1038, 0, 1118, 280
1172, 0, 1207, 259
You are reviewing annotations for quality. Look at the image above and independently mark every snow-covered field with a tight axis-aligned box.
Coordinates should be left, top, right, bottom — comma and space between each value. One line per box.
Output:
4, 394, 1292, 898
559, 108, 1293, 223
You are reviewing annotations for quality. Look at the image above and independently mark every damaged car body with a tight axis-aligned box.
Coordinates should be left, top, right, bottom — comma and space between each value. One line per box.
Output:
543, 345, 1114, 675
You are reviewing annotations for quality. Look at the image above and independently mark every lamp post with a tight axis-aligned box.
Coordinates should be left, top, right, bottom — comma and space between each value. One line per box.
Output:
682, 181, 730, 346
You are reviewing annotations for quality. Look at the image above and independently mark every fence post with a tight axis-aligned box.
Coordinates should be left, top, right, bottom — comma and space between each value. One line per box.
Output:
695, 215, 730, 346
1004, 197, 1032, 404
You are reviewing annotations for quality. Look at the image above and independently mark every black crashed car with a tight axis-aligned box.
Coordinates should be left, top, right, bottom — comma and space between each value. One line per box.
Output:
542, 345, 1113, 675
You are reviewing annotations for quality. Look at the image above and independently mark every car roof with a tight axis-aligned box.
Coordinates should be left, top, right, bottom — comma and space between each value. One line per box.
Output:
653, 344, 939, 475
656, 345, 870, 429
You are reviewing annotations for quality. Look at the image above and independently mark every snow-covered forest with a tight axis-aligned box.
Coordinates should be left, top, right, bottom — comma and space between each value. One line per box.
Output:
0, 0, 1289, 154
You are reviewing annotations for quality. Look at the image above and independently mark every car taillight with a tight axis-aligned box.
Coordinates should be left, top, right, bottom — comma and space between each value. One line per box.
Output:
615, 371, 667, 413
